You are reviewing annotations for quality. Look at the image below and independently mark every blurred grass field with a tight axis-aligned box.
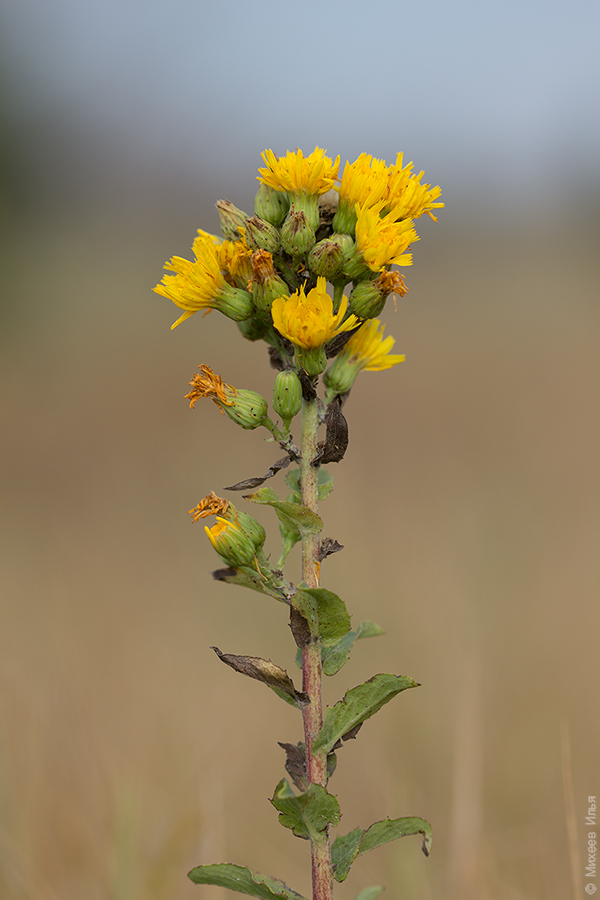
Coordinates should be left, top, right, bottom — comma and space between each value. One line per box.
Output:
0, 175, 598, 900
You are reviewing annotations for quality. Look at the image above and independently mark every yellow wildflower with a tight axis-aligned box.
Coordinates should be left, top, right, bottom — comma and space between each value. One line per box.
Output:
257, 147, 340, 196
342, 319, 405, 371
205, 518, 258, 568
271, 277, 359, 350
324, 319, 404, 401
354, 201, 419, 272
154, 232, 253, 328
339, 153, 389, 207
386, 152, 444, 222
216, 228, 253, 285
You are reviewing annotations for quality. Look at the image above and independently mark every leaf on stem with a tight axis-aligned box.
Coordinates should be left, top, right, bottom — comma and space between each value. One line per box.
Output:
313, 673, 419, 754
321, 620, 385, 676
244, 487, 323, 537
291, 587, 352, 644
284, 467, 334, 501
225, 455, 293, 492
331, 817, 432, 882
313, 401, 348, 465
212, 647, 308, 707
188, 863, 308, 900
278, 742, 307, 792
271, 779, 341, 840
353, 887, 385, 900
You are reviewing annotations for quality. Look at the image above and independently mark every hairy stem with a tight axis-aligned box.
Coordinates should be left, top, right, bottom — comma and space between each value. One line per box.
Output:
300, 394, 333, 900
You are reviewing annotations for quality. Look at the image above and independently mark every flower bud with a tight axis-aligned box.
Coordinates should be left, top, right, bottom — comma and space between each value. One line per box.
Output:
222, 388, 269, 430
272, 370, 302, 431
250, 250, 290, 313
254, 182, 289, 226
307, 238, 344, 280
348, 271, 408, 319
295, 345, 327, 377
237, 316, 272, 341
280, 208, 316, 258
205, 517, 258, 567
216, 199, 249, 241
218, 282, 255, 321
244, 215, 281, 254
232, 509, 267, 551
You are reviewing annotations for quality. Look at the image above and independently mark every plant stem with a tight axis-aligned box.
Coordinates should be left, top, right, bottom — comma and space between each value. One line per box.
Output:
299, 394, 333, 900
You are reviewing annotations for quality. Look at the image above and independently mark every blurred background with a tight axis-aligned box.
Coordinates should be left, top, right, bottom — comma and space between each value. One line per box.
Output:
0, 1, 598, 898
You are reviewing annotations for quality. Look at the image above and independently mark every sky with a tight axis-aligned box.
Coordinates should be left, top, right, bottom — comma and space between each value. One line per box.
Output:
1, 0, 599, 209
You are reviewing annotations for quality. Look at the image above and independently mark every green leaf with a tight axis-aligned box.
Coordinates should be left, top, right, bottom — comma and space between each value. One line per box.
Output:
313, 674, 419, 755
353, 888, 384, 900
291, 587, 352, 645
331, 817, 432, 882
245, 488, 323, 538
271, 779, 341, 840
188, 863, 307, 900
330, 828, 363, 881
284, 467, 334, 501
322, 620, 385, 676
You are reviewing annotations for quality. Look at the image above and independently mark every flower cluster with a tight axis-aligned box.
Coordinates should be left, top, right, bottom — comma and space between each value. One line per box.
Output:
154, 146, 442, 404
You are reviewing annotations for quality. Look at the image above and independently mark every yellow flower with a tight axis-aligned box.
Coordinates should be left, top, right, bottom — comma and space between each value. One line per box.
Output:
341, 319, 405, 371
257, 147, 340, 196
154, 232, 253, 327
205, 517, 258, 568
338, 153, 390, 207
354, 201, 419, 271
184, 364, 236, 410
271, 277, 359, 350
386, 152, 444, 222
323, 319, 405, 401
216, 229, 254, 285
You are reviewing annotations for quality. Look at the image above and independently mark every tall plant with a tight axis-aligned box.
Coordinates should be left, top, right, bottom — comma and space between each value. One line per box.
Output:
154, 147, 443, 900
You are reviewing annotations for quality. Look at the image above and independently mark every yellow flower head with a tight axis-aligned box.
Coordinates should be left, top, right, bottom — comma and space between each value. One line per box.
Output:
355, 201, 419, 271
216, 228, 253, 284
387, 152, 444, 222
204, 517, 258, 567
271, 277, 359, 350
341, 319, 405, 371
188, 491, 230, 521
154, 232, 225, 327
338, 153, 389, 207
258, 147, 340, 196
184, 364, 236, 410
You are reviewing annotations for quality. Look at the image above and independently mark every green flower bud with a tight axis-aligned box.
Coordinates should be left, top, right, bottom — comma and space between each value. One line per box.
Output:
205, 517, 258, 567
331, 197, 358, 236
222, 388, 269, 430
288, 193, 320, 231
295, 345, 327, 377
280, 208, 316, 258
254, 182, 290, 227
348, 271, 408, 319
216, 199, 249, 241
237, 316, 272, 341
216, 283, 255, 321
230, 509, 266, 552
244, 215, 281, 254
273, 370, 302, 431
307, 238, 344, 279
250, 250, 289, 313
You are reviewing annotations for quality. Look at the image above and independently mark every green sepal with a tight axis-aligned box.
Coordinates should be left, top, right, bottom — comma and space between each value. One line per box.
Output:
187, 863, 307, 900
313, 674, 419, 754
244, 487, 323, 538
284, 467, 334, 501
331, 817, 432, 882
353, 888, 384, 900
271, 779, 341, 840
322, 621, 385, 676
291, 587, 352, 645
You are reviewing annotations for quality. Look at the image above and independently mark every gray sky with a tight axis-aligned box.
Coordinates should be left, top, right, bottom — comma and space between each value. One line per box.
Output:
2, 0, 599, 207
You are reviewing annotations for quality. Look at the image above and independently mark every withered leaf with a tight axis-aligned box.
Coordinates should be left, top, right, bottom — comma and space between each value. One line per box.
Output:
298, 369, 317, 401
316, 538, 344, 562
278, 742, 307, 792
211, 647, 309, 706
225, 455, 293, 492
313, 400, 349, 465
289, 606, 312, 649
